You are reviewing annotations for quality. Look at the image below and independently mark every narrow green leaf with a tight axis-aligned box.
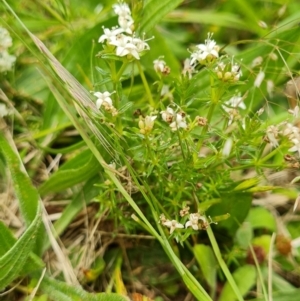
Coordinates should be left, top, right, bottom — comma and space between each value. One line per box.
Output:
233, 177, 260, 191
249, 290, 300, 301
0, 205, 41, 290
0, 131, 39, 225
165, 9, 249, 31
139, 0, 183, 34
39, 276, 129, 301
0, 221, 44, 274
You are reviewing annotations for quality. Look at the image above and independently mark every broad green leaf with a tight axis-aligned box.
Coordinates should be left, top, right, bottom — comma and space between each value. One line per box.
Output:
194, 244, 217, 294
219, 265, 256, 301
207, 192, 252, 235
245, 207, 276, 232
138, 0, 183, 34
235, 222, 253, 249
38, 149, 100, 195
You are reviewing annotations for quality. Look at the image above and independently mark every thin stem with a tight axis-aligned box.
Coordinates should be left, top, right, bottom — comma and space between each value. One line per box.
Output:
145, 135, 156, 163
116, 61, 128, 81
177, 130, 186, 161
249, 244, 268, 301
196, 75, 218, 152
260, 144, 285, 163
268, 233, 276, 301
137, 61, 155, 107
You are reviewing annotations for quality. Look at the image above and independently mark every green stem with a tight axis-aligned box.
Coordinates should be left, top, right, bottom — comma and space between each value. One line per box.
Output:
249, 244, 268, 301
116, 61, 128, 81
177, 130, 186, 161
207, 225, 244, 301
259, 144, 285, 163
196, 75, 218, 152
137, 61, 155, 107
145, 135, 156, 163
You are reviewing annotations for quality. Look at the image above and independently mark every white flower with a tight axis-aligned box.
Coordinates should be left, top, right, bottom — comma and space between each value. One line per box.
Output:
0, 50, 16, 73
282, 122, 299, 138
118, 15, 134, 34
182, 58, 195, 79
185, 213, 201, 230
185, 213, 207, 230
131, 36, 150, 53
112, 1, 131, 18
153, 58, 166, 73
190, 33, 219, 65
0, 27, 13, 51
289, 139, 300, 156
254, 70, 265, 87
161, 107, 175, 123
98, 27, 124, 44
170, 113, 187, 131
110, 35, 139, 60
266, 125, 279, 148
162, 219, 184, 234
139, 115, 157, 134
94, 91, 114, 109
0, 103, 9, 117
231, 63, 242, 81
223, 95, 246, 113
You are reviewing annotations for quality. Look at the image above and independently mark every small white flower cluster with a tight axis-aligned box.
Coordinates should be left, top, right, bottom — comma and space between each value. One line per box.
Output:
161, 107, 187, 131
189, 33, 220, 66
153, 57, 170, 75
266, 117, 300, 156
222, 94, 246, 125
94, 91, 118, 116
160, 211, 210, 235
139, 115, 157, 135
215, 60, 242, 82
0, 27, 16, 73
98, 1, 150, 60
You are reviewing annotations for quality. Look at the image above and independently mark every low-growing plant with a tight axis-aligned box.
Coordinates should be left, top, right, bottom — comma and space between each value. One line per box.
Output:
1, 0, 300, 300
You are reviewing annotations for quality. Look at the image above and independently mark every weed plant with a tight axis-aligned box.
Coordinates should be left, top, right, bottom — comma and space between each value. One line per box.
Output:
1, 1, 300, 301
